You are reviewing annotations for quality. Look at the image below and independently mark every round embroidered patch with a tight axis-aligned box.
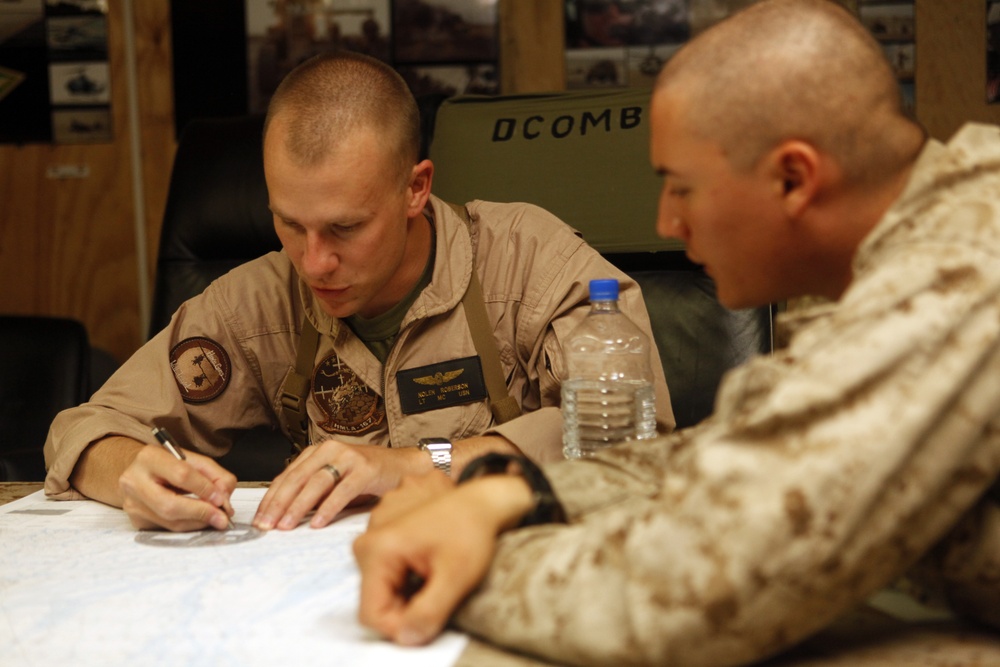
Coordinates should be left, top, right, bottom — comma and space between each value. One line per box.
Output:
313, 353, 384, 435
169, 337, 231, 403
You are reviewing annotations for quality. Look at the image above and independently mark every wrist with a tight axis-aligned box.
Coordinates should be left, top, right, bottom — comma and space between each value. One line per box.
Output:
459, 475, 536, 532
450, 434, 519, 477
70, 436, 145, 508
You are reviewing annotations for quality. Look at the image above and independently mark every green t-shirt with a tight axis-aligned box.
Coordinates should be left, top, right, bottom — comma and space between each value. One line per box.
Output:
346, 226, 435, 363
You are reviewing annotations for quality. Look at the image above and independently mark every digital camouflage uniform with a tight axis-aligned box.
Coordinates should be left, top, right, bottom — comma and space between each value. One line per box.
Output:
453, 125, 1000, 666
43, 196, 674, 499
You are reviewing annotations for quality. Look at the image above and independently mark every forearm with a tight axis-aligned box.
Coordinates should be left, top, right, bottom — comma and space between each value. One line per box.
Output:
456, 474, 537, 531
455, 433, 1000, 667
451, 435, 520, 477
452, 486, 856, 667
69, 436, 144, 508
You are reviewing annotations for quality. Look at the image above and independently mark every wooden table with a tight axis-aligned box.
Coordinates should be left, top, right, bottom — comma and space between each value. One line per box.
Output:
0, 481, 42, 506
4, 482, 999, 667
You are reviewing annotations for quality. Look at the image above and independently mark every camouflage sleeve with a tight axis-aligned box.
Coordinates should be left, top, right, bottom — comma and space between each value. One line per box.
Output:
910, 486, 1000, 630
452, 249, 1000, 666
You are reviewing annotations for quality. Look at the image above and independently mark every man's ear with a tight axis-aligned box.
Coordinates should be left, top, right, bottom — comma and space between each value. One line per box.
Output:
769, 140, 821, 218
407, 159, 434, 217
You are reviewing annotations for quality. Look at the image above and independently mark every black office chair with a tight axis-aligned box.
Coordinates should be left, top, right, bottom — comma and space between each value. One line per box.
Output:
0, 315, 92, 481
612, 255, 773, 427
429, 89, 774, 428
149, 114, 278, 339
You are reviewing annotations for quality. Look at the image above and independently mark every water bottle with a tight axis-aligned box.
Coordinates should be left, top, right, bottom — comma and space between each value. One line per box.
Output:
561, 279, 657, 459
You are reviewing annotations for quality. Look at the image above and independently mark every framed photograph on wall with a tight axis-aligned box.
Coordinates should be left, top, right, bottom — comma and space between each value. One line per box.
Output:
858, 1, 914, 41
392, 0, 498, 64
51, 106, 111, 143
857, 0, 915, 114
0, 0, 111, 144
989, 0, 1000, 103
566, 47, 626, 89
173, 0, 503, 136
246, 0, 392, 114
396, 62, 498, 98
564, 0, 690, 90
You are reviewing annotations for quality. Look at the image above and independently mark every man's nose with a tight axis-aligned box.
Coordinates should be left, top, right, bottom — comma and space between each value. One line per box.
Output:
656, 197, 689, 242
301, 233, 339, 278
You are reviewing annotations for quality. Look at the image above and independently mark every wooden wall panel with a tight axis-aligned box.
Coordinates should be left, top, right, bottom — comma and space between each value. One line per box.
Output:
0, 0, 141, 364
915, 0, 1000, 140
499, 0, 565, 93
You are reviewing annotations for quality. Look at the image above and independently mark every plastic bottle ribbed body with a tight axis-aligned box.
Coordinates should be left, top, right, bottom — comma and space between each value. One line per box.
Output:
561, 279, 657, 459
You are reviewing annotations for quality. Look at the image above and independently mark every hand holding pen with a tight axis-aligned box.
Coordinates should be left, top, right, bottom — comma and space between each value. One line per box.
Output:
151, 426, 235, 530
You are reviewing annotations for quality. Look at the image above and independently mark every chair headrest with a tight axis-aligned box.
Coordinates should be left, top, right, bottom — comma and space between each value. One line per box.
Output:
159, 114, 279, 263
430, 88, 679, 254
150, 115, 281, 338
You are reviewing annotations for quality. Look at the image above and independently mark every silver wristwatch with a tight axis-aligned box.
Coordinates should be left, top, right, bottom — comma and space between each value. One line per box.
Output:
418, 437, 453, 477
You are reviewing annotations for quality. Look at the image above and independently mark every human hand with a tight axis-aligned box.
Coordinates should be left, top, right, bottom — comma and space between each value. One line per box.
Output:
367, 470, 455, 530
118, 444, 236, 532
253, 439, 422, 530
354, 475, 536, 645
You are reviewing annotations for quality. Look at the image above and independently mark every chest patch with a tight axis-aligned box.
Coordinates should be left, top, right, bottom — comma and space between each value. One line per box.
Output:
396, 356, 488, 415
169, 337, 231, 403
312, 353, 385, 435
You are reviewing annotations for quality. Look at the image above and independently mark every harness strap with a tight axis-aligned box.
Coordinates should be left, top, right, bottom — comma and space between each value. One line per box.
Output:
446, 201, 522, 425
279, 316, 319, 459
278, 201, 522, 457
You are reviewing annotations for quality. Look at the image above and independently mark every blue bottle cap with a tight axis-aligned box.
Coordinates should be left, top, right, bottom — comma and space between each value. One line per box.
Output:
588, 279, 619, 301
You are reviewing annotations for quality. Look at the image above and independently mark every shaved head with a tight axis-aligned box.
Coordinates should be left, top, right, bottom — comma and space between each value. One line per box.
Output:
264, 50, 420, 186
657, 0, 923, 185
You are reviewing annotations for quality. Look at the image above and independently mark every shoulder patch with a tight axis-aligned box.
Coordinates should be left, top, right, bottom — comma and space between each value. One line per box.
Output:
312, 353, 384, 435
169, 337, 232, 403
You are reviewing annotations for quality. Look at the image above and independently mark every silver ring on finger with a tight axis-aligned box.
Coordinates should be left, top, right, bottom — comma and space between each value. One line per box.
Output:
321, 464, 342, 485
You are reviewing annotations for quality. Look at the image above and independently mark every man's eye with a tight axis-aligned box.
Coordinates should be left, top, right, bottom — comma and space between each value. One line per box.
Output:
280, 218, 305, 233
334, 223, 361, 235
669, 187, 690, 198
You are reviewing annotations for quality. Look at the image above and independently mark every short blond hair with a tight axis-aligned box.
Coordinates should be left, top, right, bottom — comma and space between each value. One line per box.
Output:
264, 51, 420, 186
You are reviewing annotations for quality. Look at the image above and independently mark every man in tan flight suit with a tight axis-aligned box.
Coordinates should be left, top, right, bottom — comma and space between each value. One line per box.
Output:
43, 51, 673, 533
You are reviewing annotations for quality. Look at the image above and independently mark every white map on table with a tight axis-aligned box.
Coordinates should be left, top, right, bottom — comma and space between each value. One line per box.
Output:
0, 489, 467, 666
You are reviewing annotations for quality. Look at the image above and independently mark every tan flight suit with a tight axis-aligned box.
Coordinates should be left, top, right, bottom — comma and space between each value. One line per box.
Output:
44, 196, 674, 498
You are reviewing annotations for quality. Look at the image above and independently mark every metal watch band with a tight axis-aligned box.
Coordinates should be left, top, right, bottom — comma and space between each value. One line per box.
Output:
418, 437, 453, 477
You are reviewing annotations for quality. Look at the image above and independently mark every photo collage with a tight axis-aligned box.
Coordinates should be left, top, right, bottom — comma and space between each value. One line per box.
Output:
564, 0, 690, 90
564, 0, 916, 114
245, 0, 499, 114
858, 0, 915, 113
0, 0, 112, 144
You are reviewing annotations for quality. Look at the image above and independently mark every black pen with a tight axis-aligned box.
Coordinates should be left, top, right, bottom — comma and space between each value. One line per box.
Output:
151, 426, 235, 530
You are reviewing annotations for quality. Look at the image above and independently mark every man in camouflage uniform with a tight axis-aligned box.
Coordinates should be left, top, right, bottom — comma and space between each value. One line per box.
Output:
353, 1, 1000, 664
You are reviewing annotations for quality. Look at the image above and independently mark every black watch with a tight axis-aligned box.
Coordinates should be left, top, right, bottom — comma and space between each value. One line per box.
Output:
458, 452, 567, 528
